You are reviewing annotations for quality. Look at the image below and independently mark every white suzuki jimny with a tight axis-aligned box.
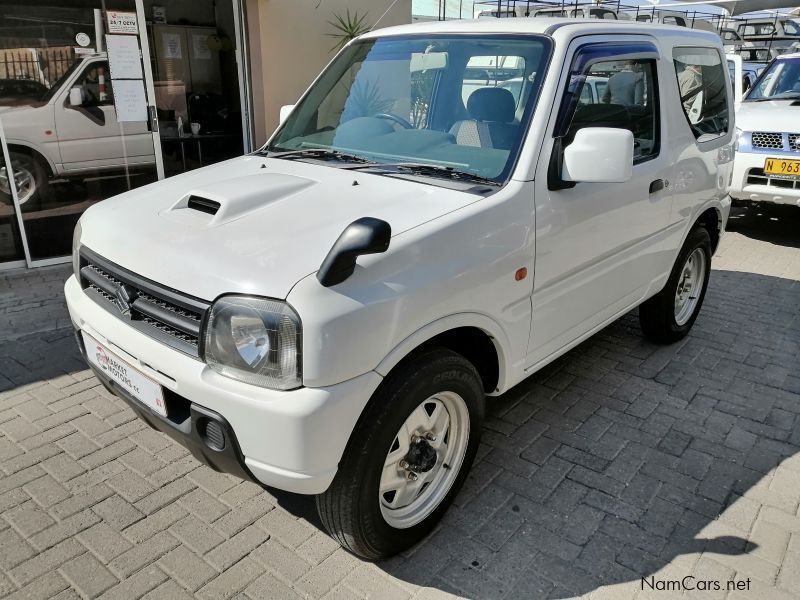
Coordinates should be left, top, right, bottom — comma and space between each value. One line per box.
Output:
66, 19, 733, 558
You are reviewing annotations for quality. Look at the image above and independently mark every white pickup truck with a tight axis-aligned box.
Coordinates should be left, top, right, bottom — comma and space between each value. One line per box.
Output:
730, 52, 800, 207
66, 19, 733, 558
0, 54, 153, 208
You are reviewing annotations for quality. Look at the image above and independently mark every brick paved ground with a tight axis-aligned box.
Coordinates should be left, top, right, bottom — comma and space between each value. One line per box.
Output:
0, 203, 798, 600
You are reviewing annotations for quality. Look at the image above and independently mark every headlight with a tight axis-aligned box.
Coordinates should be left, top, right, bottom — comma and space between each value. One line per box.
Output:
734, 127, 743, 151
72, 220, 82, 280
203, 296, 302, 390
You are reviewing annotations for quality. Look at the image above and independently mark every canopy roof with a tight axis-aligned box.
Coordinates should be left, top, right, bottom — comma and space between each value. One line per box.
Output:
663, 0, 800, 17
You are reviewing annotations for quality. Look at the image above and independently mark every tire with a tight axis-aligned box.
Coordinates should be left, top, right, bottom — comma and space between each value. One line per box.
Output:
1, 152, 47, 211
639, 226, 712, 344
316, 348, 484, 560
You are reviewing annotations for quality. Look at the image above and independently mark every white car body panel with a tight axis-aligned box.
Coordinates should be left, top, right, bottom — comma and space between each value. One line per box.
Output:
67, 18, 732, 494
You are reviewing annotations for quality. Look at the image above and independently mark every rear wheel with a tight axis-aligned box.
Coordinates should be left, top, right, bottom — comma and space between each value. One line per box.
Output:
639, 226, 712, 343
316, 348, 484, 559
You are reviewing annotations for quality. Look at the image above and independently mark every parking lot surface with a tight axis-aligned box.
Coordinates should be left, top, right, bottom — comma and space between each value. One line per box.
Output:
0, 204, 799, 600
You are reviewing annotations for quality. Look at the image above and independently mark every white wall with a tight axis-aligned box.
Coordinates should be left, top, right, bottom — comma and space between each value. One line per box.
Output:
246, 0, 412, 145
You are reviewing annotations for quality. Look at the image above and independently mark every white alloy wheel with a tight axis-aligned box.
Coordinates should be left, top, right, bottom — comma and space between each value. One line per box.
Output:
0, 160, 37, 205
379, 391, 470, 529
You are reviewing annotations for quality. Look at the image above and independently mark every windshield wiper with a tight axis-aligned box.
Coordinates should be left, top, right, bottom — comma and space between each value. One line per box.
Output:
748, 94, 800, 102
257, 148, 376, 164
351, 162, 499, 186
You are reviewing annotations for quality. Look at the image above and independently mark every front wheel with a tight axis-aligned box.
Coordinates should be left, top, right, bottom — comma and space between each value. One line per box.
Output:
639, 226, 712, 343
316, 348, 484, 560
0, 152, 47, 210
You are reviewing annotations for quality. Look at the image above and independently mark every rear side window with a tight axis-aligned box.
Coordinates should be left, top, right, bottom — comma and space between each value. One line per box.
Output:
672, 47, 729, 141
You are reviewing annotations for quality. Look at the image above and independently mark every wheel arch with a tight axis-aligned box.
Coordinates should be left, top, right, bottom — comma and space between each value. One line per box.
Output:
375, 314, 510, 394
695, 205, 722, 254
6, 142, 55, 177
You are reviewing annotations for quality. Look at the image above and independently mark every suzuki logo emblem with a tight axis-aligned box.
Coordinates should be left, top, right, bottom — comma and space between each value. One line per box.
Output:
114, 284, 136, 316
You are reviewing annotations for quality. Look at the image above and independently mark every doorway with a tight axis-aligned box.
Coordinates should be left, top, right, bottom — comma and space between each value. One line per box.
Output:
0, 0, 250, 269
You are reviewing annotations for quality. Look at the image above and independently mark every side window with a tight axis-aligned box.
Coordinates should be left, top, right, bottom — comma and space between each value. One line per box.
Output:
461, 55, 527, 109
74, 62, 113, 107
672, 47, 729, 141
567, 58, 660, 163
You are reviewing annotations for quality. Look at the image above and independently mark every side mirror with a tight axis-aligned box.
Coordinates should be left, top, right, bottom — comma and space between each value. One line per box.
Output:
69, 87, 84, 107
317, 217, 391, 287
279, 104, 294, 125
563, 127, 633, 183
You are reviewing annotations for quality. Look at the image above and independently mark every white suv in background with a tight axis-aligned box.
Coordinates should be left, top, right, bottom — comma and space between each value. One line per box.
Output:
730, 53, 800, 207
66, 19, 733, 558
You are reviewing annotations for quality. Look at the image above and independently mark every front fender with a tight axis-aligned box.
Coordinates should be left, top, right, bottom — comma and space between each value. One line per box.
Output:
375, 312, 513, 394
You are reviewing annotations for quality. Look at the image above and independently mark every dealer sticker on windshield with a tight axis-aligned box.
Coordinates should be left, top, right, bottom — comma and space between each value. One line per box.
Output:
82, 332, 167, 417
764, 158, 800, 177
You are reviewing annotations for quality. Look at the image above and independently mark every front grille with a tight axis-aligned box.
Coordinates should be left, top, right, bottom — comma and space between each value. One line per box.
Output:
750, 132, 800, 153
78, 248, 210, 357
751, 132, 783, 150
746, 167, 800, 190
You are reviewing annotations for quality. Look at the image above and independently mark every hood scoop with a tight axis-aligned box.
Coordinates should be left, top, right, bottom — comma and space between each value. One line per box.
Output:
187, 195, 220, 215
164, 173, 317, 227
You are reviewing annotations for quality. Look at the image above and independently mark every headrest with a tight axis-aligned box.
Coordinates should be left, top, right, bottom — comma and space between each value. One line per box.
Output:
467, 87, 516, 123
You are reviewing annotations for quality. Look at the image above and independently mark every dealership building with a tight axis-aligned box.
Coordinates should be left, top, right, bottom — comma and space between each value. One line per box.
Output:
0, 0, 410, 270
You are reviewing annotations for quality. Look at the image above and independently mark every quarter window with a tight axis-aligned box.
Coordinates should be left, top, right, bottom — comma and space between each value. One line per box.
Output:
672, 48, 729, 141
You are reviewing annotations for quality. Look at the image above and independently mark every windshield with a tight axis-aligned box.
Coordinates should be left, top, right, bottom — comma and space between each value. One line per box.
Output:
266, 34, 552, 185
40, 59, 83, 103
745, 57, 800, 101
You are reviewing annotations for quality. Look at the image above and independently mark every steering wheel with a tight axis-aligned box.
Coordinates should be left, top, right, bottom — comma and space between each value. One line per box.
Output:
375, 113, 414, 130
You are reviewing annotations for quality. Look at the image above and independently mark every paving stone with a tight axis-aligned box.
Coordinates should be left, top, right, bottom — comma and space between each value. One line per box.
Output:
168, 515, 225, 554
77, 522, 133, 562
205, 524, 269, 571
59, 553, 118, 598
251, 537, 313, 583
92, 494, 144, 530
9, 538, 85, 586
98, 565, 167, 600
157, 545, 216, 592
0, 527, 37, 571
107, 531, 180, 579
196, 557, 263, 600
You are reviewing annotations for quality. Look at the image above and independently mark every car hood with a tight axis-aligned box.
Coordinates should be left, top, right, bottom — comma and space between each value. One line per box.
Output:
80, 155, 478, 301
737, 100, 799, 132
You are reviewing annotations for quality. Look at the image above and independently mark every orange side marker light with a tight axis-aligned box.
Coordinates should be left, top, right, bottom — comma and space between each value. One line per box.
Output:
515, 267, 527, 281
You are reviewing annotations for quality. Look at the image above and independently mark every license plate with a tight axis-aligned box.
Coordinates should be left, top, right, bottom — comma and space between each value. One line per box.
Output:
764, 158, 800, 177
82, 332, 167, 417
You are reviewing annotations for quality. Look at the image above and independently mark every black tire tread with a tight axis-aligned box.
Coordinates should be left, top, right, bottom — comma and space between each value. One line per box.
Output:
316, 347, 482, 560
639, 226, 711, 344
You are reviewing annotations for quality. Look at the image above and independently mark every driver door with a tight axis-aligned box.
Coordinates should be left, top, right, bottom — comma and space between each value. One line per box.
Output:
55, 59, 154, 172
527, 38, 674, 367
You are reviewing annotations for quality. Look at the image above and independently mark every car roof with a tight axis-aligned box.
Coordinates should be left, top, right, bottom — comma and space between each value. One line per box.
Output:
362, 17, 722, 43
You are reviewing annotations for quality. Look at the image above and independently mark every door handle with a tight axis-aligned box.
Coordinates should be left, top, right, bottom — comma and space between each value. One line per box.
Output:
649, 178, 665, 194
